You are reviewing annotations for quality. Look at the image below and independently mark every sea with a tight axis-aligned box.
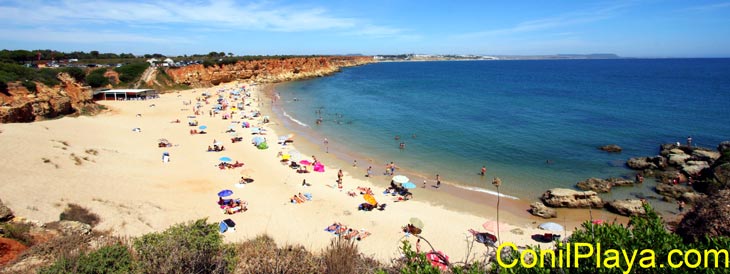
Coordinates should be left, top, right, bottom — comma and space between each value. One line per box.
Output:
269, 59, 730, 204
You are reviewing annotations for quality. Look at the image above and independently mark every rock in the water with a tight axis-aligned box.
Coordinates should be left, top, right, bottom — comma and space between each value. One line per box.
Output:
529, 202, 557, 219
606, 199, 646, 216
668, 153, 691, 166
681, 161, 710, 176
0, 199, 13, 222
541, 188, 604, 208
692, 149, 720, 162
627, 157, 657, 170
576, 178, 613, 193
680, 192, 706, 204
599, 144, 622, 153
655, 183, 693, 199
677, 189, 730, 242
607, 177, 635, 187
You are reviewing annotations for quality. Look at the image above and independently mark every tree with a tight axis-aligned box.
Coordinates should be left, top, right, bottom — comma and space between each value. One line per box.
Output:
228, 52, 234, 57
90, 51, 99, 58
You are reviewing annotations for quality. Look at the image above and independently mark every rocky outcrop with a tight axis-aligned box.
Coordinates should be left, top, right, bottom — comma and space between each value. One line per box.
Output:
529, 202, 557, 219
655, 183, 693, 200
682, 161, 710, 176
627, 156, 665, 170
576, 177, 635, 193
0, 199, 13, 222
599, 144, 622, 152
0, 73, 97, 123
677, 190, 730, 242
52, 220, 92, 236
576, 178, 613, 193
165, 56, 374, 87
541, 188, 604, 208
605, 199, 646, 216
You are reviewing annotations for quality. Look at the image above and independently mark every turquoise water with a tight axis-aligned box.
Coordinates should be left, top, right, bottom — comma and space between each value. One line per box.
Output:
271, 59, 730, 199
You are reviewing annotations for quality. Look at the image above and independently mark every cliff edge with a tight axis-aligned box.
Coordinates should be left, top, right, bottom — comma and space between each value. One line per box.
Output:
165, 56, 374, 87
0, 73, 97, 123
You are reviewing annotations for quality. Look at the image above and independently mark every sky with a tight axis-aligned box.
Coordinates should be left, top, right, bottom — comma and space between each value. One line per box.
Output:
1, 0, 729, 57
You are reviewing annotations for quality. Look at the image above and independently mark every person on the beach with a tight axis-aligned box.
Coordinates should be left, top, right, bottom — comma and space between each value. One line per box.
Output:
687, 136, 692, 147
678, 200, 686, 212
480, 166, 487, 176
436, 174, 441, 188
390, 162, 396, 175
366, 166, 372, 177
352, 160, 357, 167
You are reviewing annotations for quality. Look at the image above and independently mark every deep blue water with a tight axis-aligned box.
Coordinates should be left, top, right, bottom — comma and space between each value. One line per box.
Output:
273, 59, 730, 199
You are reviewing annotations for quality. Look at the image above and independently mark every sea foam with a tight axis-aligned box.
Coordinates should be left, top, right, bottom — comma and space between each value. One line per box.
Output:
283, 111, 308, 127
454, 185, 520, 200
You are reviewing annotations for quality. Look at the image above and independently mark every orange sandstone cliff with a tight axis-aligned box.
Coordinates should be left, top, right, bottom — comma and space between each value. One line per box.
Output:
0, 73, 97, 123
165, 56, 374, 87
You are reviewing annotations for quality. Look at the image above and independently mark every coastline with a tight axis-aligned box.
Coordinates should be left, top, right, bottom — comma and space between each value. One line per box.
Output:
262, 82, 628, 229
0, 79, 626, 265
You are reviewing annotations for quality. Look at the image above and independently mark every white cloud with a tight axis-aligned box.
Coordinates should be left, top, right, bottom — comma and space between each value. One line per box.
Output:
0, 0, 365, 32
452, 3, 629, 40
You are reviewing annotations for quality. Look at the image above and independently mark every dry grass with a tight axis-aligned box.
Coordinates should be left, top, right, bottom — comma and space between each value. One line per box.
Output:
233, 234, 324, 274
59, 204, 100, 227
69, 154, 82, 166
321, 236, 381, 274
84, 149, 98, 156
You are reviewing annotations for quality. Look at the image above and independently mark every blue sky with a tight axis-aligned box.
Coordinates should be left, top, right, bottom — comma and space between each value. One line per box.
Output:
1, 0, 729, 57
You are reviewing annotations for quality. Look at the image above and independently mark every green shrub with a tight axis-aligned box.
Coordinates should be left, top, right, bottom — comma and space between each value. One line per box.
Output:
37, 243, 132, 274
86, 68, 109, 87
61, 67, 85, 82
59, 203, 100, 227
21, 80, 37, 92
37, 256, 77, 274
1, 222, 33, 245
114, 62, 149, 83
133, 218, 231, 273
37, 68, 61, 86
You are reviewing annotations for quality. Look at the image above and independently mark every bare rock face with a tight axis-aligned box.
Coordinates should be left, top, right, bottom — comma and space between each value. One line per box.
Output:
692, 149, 720, 162
541, 188, 604, 208
52, 220, 92, 236
655, 183, 693, 200
627, 157, 658, 170
0, 199, 13, 221
165, 56, 374, 87
529, 202, 557, 219
677, 190, 730, 242
0, 72, 96, 123
606, 199, 646, 216
682, 161, 710, 176
668, 153, 691, 166
576, 178, 613, 193
599, 144, 622, 152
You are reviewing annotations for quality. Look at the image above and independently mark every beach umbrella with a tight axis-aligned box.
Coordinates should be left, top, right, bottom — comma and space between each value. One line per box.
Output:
199, 125, 207, 130
409, 217, 425, 229
401, 182, 417, 189
392, 175, 409, 184
251, 136, 265, 145
482, 221, 498, 234
217, 189, 233, 197
363, 193, 377, 206
278, 136, 287, 143
281, 154, 291, 161
538, 222, 564, 232
219, 156, 232, 163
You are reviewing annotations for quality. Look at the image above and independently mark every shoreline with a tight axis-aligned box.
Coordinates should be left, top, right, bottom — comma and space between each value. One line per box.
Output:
0, 79, 626, 264
261, 83, 628, 230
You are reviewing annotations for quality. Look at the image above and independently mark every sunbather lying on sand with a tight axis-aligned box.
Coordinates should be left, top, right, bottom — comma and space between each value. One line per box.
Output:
356, 231, 372, 241
402, 224, 422, 235
326, 222, 342, 232
291, 195, 306, 204
343, 228, 359, 240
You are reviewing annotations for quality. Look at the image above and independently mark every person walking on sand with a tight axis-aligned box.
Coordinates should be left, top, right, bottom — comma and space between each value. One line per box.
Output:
480, 166, 487, 176
436, 174, 441, 188
366, 166, 372, 177
324, 137, 329, 153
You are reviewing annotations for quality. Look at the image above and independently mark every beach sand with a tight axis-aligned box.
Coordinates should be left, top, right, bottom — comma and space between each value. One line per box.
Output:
0, 82, 625, 262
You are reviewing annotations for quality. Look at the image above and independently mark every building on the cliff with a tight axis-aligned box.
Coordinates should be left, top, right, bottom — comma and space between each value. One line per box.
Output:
93, 89, 159, 101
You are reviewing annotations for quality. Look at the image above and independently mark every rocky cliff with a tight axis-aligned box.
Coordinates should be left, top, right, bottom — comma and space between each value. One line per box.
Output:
165, 56, 374, 87
0, 73, 96, 123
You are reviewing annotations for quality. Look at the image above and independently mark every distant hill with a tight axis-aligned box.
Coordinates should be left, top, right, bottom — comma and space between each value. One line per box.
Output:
556, 53, 620, 59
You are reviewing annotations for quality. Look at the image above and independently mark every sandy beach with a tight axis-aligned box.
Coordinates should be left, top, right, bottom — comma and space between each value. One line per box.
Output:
0, 82, 624, 262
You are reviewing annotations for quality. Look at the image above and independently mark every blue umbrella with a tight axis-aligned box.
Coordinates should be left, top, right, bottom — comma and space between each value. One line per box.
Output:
217, 189, 233, 197
199, 125, 207, 130
402, 182, 417, 189
219, 156, 232, 162
538, 222, 564, 231
251, 136, 265, 145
